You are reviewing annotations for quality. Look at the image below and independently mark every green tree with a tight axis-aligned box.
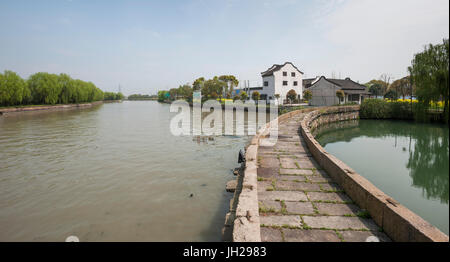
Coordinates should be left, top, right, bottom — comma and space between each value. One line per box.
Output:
58, 74, 73, 104
157, 90, 169, 102
336, 90, 345, 103
28, 72, 62, 105
409, 38, 449, 123
365, 79, 389, 97
0, 70, 27, 106
169, 88, 178, 100
384, 89, 399, 100
251, 91, 260, 101
193, 77, 205, 91
286, 89, 297, 104
218, 75, 239, 96
303, 90, 312, 101
390, 76, 413, 100
240, 91, 248, 101
177, 84, 193, 101
202, 77, 225, 100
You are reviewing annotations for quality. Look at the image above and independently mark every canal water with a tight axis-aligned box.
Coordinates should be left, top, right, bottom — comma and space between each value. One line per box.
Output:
314, 119, 449, 235
0, 101, 260, 241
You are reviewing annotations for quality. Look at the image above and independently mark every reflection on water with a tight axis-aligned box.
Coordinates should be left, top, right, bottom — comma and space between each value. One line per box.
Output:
315, 119, 449, 234
0, 101, 265, 241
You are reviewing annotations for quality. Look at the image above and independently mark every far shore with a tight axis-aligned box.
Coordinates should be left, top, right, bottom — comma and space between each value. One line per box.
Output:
0, 100, 122, 116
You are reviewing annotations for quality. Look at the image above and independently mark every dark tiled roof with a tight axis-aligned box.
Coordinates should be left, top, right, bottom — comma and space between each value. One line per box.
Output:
311, 76, 370, 94
302, 78, 317, 89
325, 77, 366, 90
343, 89, 371, 95
311, 76, 366, 89
261, 62, 304, 77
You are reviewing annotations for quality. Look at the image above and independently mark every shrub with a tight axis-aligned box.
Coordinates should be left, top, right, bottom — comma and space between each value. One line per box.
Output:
360, 99, 392, 119
360, 99, 414, 120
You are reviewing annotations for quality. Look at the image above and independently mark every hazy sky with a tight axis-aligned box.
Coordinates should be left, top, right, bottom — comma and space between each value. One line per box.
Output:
0, 0, 448, 95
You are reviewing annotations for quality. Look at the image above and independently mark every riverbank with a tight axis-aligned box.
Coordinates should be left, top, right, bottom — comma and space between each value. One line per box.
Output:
0, 100, 122, 116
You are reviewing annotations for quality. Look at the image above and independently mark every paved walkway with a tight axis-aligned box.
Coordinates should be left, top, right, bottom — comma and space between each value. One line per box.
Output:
257, 113, 391, 242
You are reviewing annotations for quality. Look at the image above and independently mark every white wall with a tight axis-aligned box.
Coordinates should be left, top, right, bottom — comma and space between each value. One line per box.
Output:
272, 63, 303, 103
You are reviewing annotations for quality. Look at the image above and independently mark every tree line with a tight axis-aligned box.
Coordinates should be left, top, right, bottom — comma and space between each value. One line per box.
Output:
362, 38, 449, 123
0, 70, 123, 106
127, 94, 157, 100
158, 75, 241, 103
364, 38, 448, 109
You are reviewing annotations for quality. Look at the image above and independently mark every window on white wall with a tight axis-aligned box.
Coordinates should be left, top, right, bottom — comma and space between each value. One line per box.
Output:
291, 72, 295, 77
282, 72, 287, 76
283, 81, 288, 86
293, 81, 298, 86
264, 81, 268, 86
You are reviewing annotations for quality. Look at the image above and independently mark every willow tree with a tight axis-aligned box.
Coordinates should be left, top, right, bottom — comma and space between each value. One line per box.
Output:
28, 72, 62, 105
0, 70, 29, 106
409, 39, 449, 123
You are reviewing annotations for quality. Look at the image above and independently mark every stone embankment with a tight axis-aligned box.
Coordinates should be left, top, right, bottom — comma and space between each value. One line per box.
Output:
224, 106, 449, 242
0, 101, 109, 116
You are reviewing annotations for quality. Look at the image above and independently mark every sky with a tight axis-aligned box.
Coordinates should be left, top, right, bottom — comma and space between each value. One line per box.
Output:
0, 0, 448, 95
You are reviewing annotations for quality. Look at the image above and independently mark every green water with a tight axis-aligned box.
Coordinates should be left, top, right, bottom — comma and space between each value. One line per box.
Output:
315, 119, 449, 235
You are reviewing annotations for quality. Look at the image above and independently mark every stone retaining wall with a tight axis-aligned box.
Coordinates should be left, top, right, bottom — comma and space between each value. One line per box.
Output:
229, 108, 317, 242
300, 106, 449, 242
0, 101, 105, 115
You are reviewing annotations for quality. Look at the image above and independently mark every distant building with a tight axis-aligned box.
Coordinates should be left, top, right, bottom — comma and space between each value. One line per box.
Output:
308, 76, 370, 106
235, 62, 304, 104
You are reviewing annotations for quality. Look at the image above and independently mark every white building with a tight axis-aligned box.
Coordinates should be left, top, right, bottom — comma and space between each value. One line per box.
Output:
236, 62, 304, 104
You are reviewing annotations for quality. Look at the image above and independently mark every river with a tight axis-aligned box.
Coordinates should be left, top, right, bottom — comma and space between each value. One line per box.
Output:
314, 119, 449, 235
0, 101, 258, 241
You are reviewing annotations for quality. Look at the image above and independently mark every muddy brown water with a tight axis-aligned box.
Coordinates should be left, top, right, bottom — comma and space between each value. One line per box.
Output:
0, 101, 263, 241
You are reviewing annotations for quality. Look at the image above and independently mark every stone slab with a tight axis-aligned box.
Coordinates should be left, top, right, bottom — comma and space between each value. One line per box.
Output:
315, 203, 361, 216
257, 181, 273, 192
279, 175, 307, 182
284, 202, 315, 215
260, 227, 283, 242
257, 167, 279, 179
259, 157, 279, 168
280, 168, 313, 176
259, 200, 282, 212
258, 191, 308, 201
260, 215, 302, 227
307, 192, 352, 203
302, 216, 379, 231
279, 158, 298, 169
339, 230, 391, 242
282, 229, 341, 242
276, 181, 321, 191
